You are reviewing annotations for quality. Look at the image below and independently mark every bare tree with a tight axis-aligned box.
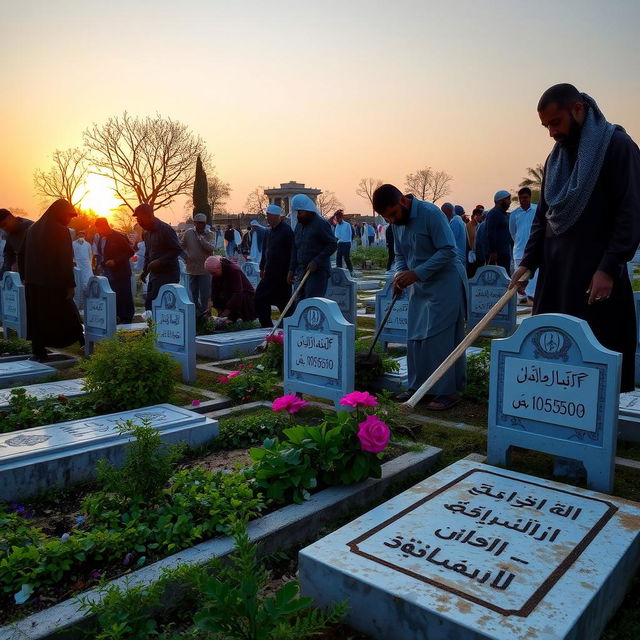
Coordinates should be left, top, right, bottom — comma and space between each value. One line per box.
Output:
244, 186, 268, 214
356, 177, 383, 212
33, 148, 89, 208
83, 112, 208, 212
208, 175, 232, 215
316, 190, 343, 217
109, 206, 139, 234
404, 167, 452, 204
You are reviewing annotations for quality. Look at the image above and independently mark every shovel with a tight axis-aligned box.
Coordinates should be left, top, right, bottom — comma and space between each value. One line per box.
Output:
400, 270, 531, 413
355, 289, 401, 369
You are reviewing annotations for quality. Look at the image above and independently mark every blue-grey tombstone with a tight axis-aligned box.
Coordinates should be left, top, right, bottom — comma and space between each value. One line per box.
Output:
325, 268, 357, 324
467, 265, 516, 334
635, 292, 640, 385
84, 276, 117, 356
487, 313, 621, 493
284, 297, 354, 409
241, 261, 261, 290
0, 271, 26, 338
374, 278, 409, 349
152, 284, 196, 383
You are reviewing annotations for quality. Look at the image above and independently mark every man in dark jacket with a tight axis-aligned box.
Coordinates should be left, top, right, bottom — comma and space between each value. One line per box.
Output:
486, 190, 513, 274
287, 194, 337, 300
0, 209, 33, 277
256, 204, 293, 327
133, 203, 182, 311
205, 256, 256, 324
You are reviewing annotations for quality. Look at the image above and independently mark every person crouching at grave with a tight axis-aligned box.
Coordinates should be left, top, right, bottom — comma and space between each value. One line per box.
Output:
21, 199, 85, 361
94, 218, 135, 324
133, 203, 182, 314
179, 213, 216, 320
255, 204, 294, 327
204, 256, 256, 327
287, 194, 337, 301
0, 208, 33, 278
372, 184, 468, 410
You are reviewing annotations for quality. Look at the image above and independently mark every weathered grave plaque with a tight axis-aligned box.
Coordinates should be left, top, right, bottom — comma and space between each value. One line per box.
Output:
284, 297, 354, 408
0, 378, 86, 408
634, 292, 640, 385
84, 276, 117, 356
241, 261, 260, 290
375, 279, 409, 349
0, 360, 56, 389
0, 271, 26, 338
0, 404, 218, 500
299, 459, 640, 640
324, 268, 357, 324
467, 266, 516, 335
488, 313, 621, 493
152, 284, 196, 382
617, 389, 640, 443
195, 327, 271, 360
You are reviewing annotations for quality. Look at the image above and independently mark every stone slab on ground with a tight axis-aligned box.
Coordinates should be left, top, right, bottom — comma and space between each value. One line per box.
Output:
0, 360, 56, 388
357, 280, 382, 291
299, 458, 640, 640
195, 328, 271, 359
618, 390, 640, 442
0, 378, 86, 408
0, 404, 218, 501
116, 322, 148, 332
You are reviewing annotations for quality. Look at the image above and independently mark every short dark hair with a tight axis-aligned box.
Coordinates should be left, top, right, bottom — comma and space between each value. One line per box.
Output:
0, 209, 12, 223
472, 207, 483, 217
372, 184, 402, 213
537, 83, 583, 112
517, 187, 532, 197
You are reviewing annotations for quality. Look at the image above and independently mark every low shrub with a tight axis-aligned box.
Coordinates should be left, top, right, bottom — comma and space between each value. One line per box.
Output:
259, 331, 284, 375
354, 338, 400, 389
463, 345, 490, 404
350, 245, 389, 269
0, 337, 31, 356
197, 318, 259, 336
216, 412, 290, 449
215, 363, 278, 403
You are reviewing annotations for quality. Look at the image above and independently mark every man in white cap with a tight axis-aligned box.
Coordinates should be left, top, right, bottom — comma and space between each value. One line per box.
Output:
256, 204, 294, 327
179, 212, 216, 318
287, 194, 337, 300
486, 190, 513, 274
249, 220, 267, 264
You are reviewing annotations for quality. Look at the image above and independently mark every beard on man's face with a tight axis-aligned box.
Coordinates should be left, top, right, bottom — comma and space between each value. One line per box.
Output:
557, 114, 582, 147
393, 204, 411, 226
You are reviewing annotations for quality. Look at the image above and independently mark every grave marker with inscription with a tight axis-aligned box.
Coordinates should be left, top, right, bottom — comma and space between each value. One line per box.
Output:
284, 297, 354, 408
152, 284, 196, 382
324, 268, 357, 324
374, 279, 409, 349
84, 276, 117, 356
488, 313, 621, 493
0, 360, 56, 389
299, 458, 640, 640
0, 378, 86, 408
241, 261, 261, 290
467, 266, 516, 335
634, 292, 640, 385
0, 271, 26, 338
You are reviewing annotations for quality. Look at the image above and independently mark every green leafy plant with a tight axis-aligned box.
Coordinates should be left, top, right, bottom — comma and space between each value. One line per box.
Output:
216, 412, 290, 449
0, 337, 31, 356
463, 345, 490, 404
82, 326, 178, 411
215, 364, 278, 403
350, 245, 389, 269
198, 318, 259, 336
259, 333, 284, 376
354, 338, 400, 389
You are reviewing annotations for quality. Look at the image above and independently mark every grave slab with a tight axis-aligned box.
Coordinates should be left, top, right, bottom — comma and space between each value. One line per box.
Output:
0, 404, 218, 501
634, 292, 640, 385
375, 279, 409, 349
468, 266, 516, 335
241, 261, 261, 290
0, 360, 56, 388
196, 328, 271, 360
0, 271, 27, 338
299, 459, 640, 640
324, 268, 357, 324
0, 378, 86, 408
357, 280, 382, 291
618, 389, 640, 442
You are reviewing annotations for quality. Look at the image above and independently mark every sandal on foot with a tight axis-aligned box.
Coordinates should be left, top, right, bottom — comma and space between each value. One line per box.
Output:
425, 395, 460, 411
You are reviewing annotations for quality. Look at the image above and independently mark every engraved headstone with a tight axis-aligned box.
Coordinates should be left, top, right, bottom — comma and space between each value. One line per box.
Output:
0, 378, 86, 408
374, 278, 409, 349
195, 327, 271, 360
324, 268, 357, 324
284, 297, 354, 409
152, 284, 196, 382
467, 266, 516, 335
488, 313, 621, 493
0, 404, 218, 500
84, 276, 117, 356
241, 261, 261, 290
0, 360, 56, 388
299, 459, 640, 640
0, 271, 26, 338
634, 292, 640, 385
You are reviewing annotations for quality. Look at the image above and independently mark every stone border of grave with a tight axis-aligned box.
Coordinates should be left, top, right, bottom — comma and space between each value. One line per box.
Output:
0, 446, 441, 640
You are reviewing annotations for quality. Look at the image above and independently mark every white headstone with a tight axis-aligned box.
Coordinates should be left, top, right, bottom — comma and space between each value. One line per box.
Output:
0, 271, 26, 338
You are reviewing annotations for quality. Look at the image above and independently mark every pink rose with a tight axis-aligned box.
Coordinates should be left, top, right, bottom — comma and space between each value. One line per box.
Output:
217, 375, 229, 384
266, 332, 284, 345
340, 391, 379, 409
272, 394, 309, 414
357, 415, 390, 453
227, 371, 241, 379
191, 399, 201, 407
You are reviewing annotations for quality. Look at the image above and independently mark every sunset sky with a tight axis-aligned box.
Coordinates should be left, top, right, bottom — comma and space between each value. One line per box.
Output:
1, 0, 639, 224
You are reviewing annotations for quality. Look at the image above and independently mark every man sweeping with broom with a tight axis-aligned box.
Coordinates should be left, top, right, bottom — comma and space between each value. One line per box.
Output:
372, 184, 468, 410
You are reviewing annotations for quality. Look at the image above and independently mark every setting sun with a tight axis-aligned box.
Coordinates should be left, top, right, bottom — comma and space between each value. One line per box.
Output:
75, 173, 121, 215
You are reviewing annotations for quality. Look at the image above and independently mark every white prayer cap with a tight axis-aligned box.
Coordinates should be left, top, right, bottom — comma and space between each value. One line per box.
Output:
266, 204, 283, 216
494, 190, 511, 202
291, 194, 319, 215
193, 213, 207, 222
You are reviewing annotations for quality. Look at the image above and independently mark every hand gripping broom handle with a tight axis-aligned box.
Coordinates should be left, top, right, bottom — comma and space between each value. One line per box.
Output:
366, 290, 401, 358
402, 271, 531, 411
265, 268, 312, 340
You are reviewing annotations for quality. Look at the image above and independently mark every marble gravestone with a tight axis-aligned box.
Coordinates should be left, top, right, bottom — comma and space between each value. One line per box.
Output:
0, 378, 86, 408
0, 360, 56, 389
488, 313, 621, 493
84, 276, 117, 356
634, 292, 640, 385
299, 459, 640, 640
196, 328, 271, 360
324, 268, 357, 324
241, 261, 261, 290
375, 278, 409, 349
152, 284, 196, 383
284, 297, 354, 409
467, 266, 516, 335
0, 271, 26, 338
0, 404, 218, 501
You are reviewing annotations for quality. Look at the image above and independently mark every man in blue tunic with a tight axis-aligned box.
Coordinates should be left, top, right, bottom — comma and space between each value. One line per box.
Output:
373, 184, 468, 410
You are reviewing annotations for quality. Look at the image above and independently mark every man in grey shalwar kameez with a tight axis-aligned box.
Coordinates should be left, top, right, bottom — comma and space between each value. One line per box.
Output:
373, 184, 468, 410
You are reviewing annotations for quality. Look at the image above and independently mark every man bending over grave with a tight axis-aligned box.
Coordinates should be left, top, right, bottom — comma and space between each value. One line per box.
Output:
510, 83, 640, 392
204, 256, 257, 326
373, 184, 467, 410
0, 208, 33, 278
133, 203, 182, 314
256, 204, 294, 327
287, 194, 337, 301
94, 217, 135, 324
